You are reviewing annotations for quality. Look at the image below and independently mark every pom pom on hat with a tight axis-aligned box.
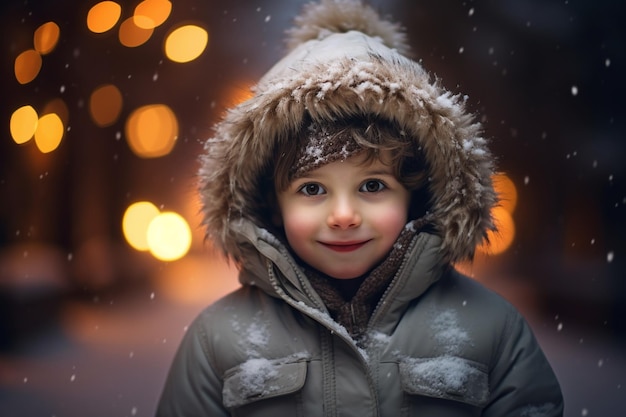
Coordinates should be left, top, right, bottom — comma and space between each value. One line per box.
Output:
286, 0, 411, 56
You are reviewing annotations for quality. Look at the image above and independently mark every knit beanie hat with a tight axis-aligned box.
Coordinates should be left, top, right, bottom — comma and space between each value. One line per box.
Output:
290, 121, 363, 178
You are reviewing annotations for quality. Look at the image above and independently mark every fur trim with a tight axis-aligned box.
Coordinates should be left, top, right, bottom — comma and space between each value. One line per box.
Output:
198, 2, 497, 265
286, 0, 411, 56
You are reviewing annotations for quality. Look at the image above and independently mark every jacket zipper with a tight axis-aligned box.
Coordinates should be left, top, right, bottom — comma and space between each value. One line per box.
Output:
350, 303, 357, 331
266, 259, 381, 416
368, 234, 420, 330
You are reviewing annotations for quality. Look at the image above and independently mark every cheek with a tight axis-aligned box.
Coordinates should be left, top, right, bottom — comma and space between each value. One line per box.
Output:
281, 209, 317, 244
369, 200, 409, 235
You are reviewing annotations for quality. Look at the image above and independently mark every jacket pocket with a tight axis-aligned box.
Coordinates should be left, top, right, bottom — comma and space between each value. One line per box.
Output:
399, 356, 489, 407
222, 357, 307, 408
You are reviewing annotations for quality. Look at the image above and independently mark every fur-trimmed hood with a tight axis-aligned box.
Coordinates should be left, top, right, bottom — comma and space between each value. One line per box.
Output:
198, 0, 497, 264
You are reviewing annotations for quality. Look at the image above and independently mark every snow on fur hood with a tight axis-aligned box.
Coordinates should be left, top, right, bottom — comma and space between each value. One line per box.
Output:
198, 0, 498, 264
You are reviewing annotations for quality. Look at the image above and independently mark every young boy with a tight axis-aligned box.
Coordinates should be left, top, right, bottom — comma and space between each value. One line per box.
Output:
157, 1, 563, 416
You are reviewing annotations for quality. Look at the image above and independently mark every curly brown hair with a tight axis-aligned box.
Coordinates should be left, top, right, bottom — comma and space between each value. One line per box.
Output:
253, 115, 432, 233
273, 115, 428, 192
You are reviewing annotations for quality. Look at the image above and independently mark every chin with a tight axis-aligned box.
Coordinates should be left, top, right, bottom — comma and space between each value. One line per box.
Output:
323, 268, 367, 280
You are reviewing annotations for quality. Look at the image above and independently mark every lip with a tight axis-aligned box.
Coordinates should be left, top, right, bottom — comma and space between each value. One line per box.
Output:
320, 240, 370, 253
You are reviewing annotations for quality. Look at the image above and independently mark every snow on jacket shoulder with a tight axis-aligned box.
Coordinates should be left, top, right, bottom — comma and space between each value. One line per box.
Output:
157, 229, 563, 417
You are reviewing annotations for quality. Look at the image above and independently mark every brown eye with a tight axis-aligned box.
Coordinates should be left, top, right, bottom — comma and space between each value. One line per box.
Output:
299, 183, 325, 196
360, 180, 385, 193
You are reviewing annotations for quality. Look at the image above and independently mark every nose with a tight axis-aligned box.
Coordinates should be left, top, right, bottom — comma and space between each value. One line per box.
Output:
327, 195, 361, 229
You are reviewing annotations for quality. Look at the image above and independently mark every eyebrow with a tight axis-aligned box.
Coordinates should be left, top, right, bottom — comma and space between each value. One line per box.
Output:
294, 164, 395, 182
361, 167, 395, 177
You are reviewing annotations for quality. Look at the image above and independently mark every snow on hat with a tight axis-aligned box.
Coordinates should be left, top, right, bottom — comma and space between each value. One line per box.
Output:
290, 121, 363, 178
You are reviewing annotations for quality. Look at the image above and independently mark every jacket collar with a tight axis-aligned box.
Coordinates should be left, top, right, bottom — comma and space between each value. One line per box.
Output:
234, 218, 445, 323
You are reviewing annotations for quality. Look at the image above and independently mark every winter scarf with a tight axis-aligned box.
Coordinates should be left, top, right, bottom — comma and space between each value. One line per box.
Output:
305, 218, 427, 338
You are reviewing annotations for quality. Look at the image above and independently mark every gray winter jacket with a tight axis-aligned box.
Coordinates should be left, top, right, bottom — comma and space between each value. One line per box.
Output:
157, 220, 563, 417
157, 1, 563, 415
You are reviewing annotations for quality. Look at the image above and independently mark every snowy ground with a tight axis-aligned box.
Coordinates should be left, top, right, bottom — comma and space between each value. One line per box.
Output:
0, 255, 624, 417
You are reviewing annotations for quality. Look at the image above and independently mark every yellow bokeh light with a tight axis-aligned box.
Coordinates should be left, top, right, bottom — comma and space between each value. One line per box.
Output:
125, 104, 178, 158
492, 173, 518, 213
87, 1, 122, 33
34, 22, 60, 55
134, 0, 172, 29
14, 49, 42, 84
90, 84, 123, 127
164, 24, 208, 63
34, 113, 64, 153
42, 98, 70, 127
10, 105, 39, 144
147, 212, 192, 261
118, 16, 154, 47
122, 201, 160, 251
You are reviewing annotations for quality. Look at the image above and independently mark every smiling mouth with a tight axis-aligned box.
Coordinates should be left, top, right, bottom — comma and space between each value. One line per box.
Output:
321, 240, 370, 253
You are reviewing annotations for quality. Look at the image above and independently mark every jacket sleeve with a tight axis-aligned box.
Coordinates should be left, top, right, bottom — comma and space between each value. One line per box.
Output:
156, 314, 230, 417
483, 308, 564, 417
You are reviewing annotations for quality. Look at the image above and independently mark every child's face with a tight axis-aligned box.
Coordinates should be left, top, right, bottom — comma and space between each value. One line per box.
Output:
276, 151, 410, 279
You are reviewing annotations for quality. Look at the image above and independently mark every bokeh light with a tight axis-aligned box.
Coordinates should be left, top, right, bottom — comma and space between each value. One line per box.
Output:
42, 98, 70, 128
34, 113, 64, 153
87, 1, 122, 33
10, 105, 39, 144
118, 16, 154, 47
492, 172, 518, 213
125, 104, 178, 158
164, 24, 208, 63
122, 201, 160, 251
477, 173, 518, 255
14, 49, 42, 84
34, 22, 60, 55
225, 81, 256, 107
481, 206, 516, 255
133, 0, 172, 29
146, 212, 192, 261
89, 84, 123, 127
154, 255, 240, 305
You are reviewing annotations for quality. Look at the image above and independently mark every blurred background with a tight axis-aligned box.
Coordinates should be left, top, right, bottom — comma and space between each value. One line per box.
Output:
0, 0, 624, 416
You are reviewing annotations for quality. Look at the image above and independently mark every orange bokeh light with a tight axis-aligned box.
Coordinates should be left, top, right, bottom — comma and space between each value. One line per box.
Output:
125, 104, 178, 158
87, 1, 122, 33
492, 173, 518, 214
14, 49, 42, 84
134, 0, 172, 29
477, 173, 518, 255
118, 16, 154, 47
164, 24, 208, 63
42, 98, 70, 127
34, 22, 60, 55
34, 113, 64, 153
90, 84, 123, 127
480, 206, 516, 255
